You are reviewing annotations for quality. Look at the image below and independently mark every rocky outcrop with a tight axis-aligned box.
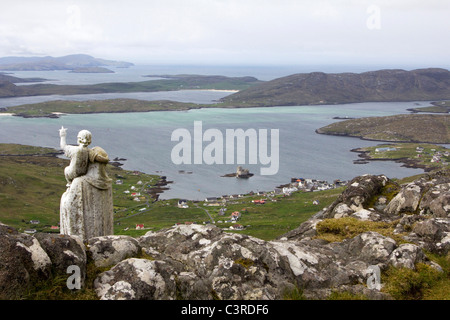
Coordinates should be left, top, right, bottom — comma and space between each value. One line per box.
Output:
95, 225, 406, 300
0, 224, 87, 298
386, 170, 450, 217
0, 170, 448, 300
34, 233, 87, 286
0, 223, 52, 299
293, 171, 450, 255
321, 174, 391, 219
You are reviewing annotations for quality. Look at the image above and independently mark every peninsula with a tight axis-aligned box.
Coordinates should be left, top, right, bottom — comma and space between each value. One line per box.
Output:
408, 100, 450, 114
0, 74, 260, 98
0, 54, 133, 71
316, 114, 450, 144
1, 99, 202, 118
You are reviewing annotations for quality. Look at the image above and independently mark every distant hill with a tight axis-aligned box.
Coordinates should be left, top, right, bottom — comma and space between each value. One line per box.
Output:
221, 68, 450, 106
0, 73, 47, 83
0, 54, 134, 71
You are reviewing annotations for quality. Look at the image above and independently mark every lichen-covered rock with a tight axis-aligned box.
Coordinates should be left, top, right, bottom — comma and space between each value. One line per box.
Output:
94, 258, 177, 300
0, 223, 52, 299
389, 243, 427, 269
385, 182, 427, 215
34, 233, 87, 286
139, 224, 294, 300
275, 218, 322, 241
393, 214, 425, 234
419, 182, 450, 217
350, 208, 381, 221
88, 235, 141, 268
346, 231, 397, 269
385, 169, 450, 217
408, 218, 450, 254
322, 174, 389, 219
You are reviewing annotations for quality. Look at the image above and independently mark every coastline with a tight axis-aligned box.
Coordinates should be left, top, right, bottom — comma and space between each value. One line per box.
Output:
350, 146, 448, 173
317, 129, 450, 145
315, 113, 450, 145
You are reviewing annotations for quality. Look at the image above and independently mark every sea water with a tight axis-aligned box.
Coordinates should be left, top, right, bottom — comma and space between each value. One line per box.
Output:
0, 65, 433, 199
0, 100, 428, 200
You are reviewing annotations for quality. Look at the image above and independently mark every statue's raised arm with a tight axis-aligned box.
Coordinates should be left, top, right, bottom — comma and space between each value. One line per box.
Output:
59, 126, 68, 150
59, 127, 91, 187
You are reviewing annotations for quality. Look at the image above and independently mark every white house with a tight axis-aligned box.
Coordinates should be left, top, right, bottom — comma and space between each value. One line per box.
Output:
178, 199, 189, 208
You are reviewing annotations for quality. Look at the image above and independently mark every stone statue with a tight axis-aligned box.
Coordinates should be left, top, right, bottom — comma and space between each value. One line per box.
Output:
59, 127, 91, 186
59, 127, 113, 240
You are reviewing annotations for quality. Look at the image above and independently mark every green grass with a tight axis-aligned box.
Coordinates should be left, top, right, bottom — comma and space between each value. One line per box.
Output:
315, 217, 402, 243
420, 252, 450, 300
358, 143, 449, 171
382, 262, 447, 300
113, 186, 343, 241
0, 147, 67, 230
208, 188, 342, 240
327, 291, 368, 300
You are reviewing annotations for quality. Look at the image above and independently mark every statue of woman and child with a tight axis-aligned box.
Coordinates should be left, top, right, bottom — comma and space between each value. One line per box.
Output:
59, 126, 113, 240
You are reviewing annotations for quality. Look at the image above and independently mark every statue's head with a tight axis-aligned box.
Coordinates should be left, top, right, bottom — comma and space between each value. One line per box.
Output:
77, 130, 92, 147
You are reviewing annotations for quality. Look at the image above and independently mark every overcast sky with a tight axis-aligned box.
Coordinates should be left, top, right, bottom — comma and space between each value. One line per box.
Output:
1, 0, 449, 68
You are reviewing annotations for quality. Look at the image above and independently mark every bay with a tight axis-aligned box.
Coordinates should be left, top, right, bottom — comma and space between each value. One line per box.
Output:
0, 65, 435, 200
0, 89, 233, 108
8, 63, 393, 85
0, 100, 427, 200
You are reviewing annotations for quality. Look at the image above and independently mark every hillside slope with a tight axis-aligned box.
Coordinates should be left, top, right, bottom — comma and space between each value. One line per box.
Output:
221, 68, 450, 106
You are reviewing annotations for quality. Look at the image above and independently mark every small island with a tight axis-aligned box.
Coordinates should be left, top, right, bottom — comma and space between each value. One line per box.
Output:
222, 166, 254, 178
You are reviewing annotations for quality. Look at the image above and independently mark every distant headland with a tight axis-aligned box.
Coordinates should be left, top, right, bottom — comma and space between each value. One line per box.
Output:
0, 54, 133, 71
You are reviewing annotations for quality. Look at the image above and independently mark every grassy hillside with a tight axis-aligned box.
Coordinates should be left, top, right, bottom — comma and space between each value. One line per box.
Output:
0, 144, 161, 233
316, 114, 450, 144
